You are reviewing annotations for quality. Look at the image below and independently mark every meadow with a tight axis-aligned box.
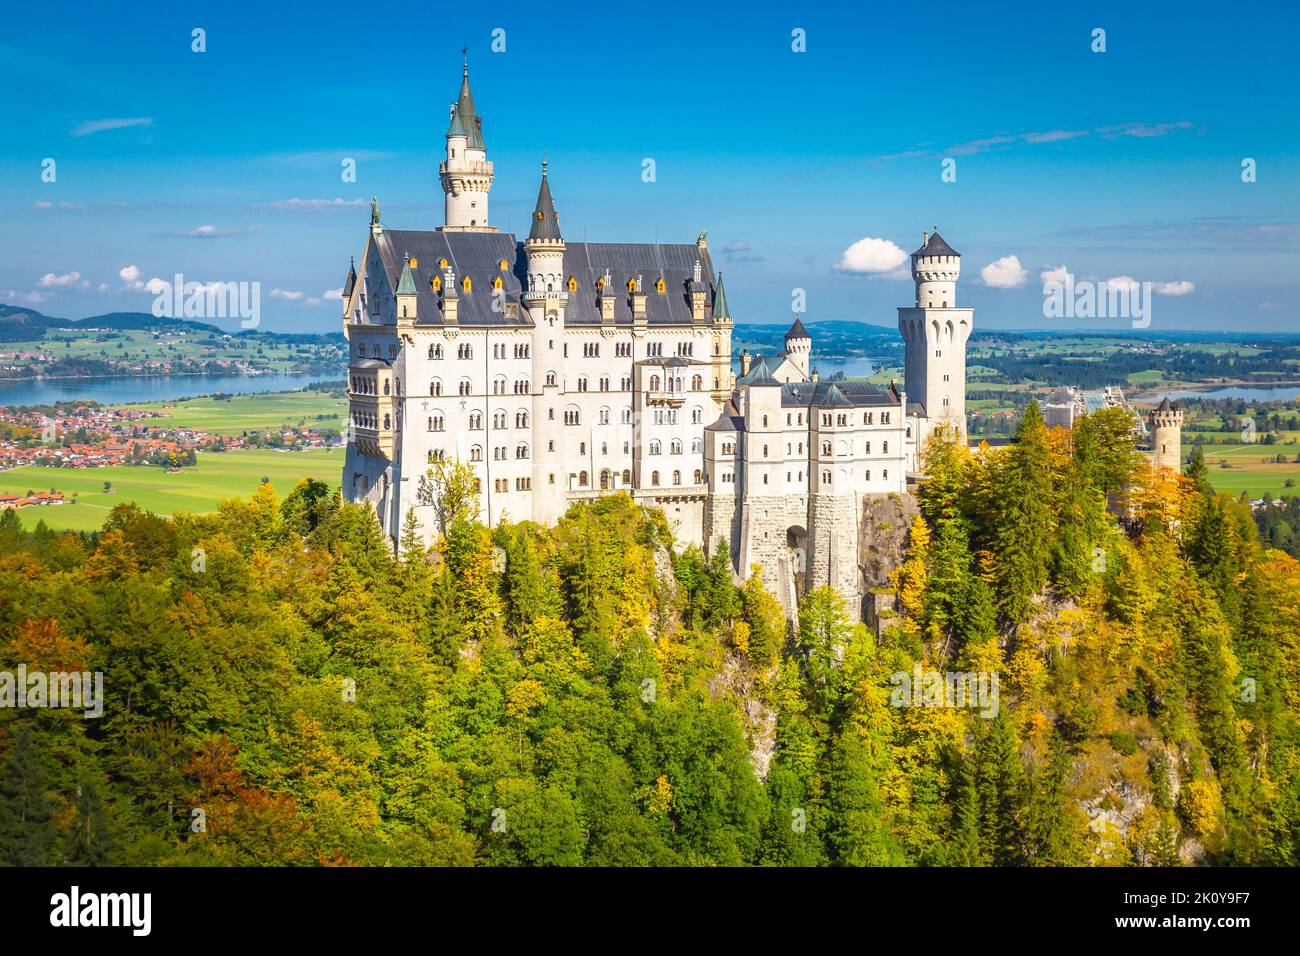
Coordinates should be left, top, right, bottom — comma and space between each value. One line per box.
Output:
0, 447, 342, 531
122, 389, 347, 435
1197, 442, 1300, 499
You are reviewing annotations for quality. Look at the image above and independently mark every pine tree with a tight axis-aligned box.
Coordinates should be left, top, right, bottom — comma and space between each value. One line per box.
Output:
0, 724, 56, 866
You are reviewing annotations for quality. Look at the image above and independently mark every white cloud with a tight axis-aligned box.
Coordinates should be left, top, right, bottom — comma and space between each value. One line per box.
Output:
1154, 280, 1195, 296
1105, 275, 1141, 293
1040, 265, 1074, 287
306, 288, 344, 306
979, 255, 1027, 288
37, 271, 89, 289
723, 240, 750, 253
270, 288, 304, 301
835, 237, 908, 276
3, 289, 49, 306
71, 117, 154, 138
119, 264, 166, 294
256, 198, 366, 211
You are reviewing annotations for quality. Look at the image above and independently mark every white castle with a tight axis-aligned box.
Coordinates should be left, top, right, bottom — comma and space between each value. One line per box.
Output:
341, 61, 972, 617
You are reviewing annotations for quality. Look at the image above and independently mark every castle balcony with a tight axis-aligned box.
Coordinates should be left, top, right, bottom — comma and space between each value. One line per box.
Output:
646, 390, 686, 407
439, 159, 494, 177
348, 395, 396, 460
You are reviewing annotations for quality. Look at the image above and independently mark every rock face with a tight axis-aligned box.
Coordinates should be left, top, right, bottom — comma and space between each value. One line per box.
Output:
857, 493, 919, 622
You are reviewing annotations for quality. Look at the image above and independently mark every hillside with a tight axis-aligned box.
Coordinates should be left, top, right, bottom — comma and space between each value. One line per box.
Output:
1, 406, 1296, 866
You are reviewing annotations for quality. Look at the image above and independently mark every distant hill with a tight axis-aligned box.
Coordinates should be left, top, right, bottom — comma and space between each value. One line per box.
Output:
0, 304, 343, 345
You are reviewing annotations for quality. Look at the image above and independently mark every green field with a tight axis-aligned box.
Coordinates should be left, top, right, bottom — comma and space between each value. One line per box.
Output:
1199, 443, 1300, 499
122, 389, 346, 436
0, 447, 343, 531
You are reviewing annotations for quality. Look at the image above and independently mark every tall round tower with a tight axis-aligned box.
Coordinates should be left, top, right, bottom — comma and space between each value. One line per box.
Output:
897, 229, 972, 448
1148, 397, 1183, 472
439, 59, 495, 232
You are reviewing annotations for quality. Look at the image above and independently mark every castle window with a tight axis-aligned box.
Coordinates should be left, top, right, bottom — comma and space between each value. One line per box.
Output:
516, 411, 529, 428
499, 259, 509, 271
822, 442, 831, 456
623, 469, 632, 484
694, 469, 702, 484
650, 440, 661, 455
692, 439, 700, 454
493, 376, 507, 395
600, 376, 609, 391
469, 411, 482, 429
382, 414, 391, 430
579, 442, 586, 455
763, 475, 769, 484
692, 374, 702, 391
546, 372, 557, 387
432, 275, 441, 292
430, 380, 442, 396
650, 375, 661, 391
762, 415, 768, 428
865, 470, 871, 481
673, 470, 681, 485
493, 276, 503, 291
459, 379, 471, 396
516, 443, 529, 459
656, 277, 666, 294
599, 407, 610, 425
494, 411, 507, 429
564, 407, 581, 426
439, 258, 448, 269
882, 412, 890, 424
567, 276, 578, 293
462, 275, 472, 293
651, 471, 660, 486
883, 441, 889, 453
577, 376, 588, 392
671, 439, 682, 455
763, 445, 769, 457
600, 469, 611, 490
692, 407, 702, 424
883, 469, 888, 480
823, 471, 831, 484
430, 344, 443, 360
865, 441, 871, 454
627, 277, 637, 292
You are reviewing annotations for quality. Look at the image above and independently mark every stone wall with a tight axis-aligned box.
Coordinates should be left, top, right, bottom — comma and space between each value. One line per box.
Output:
807, 492, 863, 620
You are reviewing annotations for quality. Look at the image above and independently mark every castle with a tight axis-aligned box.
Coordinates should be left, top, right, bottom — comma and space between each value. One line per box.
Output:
346, 61, 1187, 620
1042, 385, 1183, 471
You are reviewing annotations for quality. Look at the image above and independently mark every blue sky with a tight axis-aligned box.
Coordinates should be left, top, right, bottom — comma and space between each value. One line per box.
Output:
1, 0, 1297, 334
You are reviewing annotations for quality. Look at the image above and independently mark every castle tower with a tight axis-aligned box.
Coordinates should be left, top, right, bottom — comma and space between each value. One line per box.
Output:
439, 59, 495, 232
524, 158, 568, 523
1148, 397, 1183, 472
897, 229, 972, 451
783, 317, 812, 380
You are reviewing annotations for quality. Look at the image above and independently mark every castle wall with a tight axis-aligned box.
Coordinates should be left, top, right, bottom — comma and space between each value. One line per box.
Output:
806, 492, 862, 621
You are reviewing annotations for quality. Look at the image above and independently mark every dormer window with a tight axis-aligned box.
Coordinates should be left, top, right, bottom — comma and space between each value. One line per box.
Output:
655, 277, 666, 294
462, 275, 472, 293
431, 275, 441, 292
492, 276, 503, 291
438, 258, 449, 270
567, 276, 577, 293
499, 259, 509, 271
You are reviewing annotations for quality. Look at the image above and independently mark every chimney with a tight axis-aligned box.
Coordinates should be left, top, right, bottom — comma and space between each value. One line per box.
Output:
631, 274, 647, 326
811, 367, 819, 383
740, 350, 751, 376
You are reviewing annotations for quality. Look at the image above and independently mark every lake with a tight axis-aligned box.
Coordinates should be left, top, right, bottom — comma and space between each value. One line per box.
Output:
0, 371, 344, 407
1154, 385, 1300, 402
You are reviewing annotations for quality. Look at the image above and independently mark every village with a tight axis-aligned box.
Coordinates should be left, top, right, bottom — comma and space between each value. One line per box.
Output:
0, 399, 341, 511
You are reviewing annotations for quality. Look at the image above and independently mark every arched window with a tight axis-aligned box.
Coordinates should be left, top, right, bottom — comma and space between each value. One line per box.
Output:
693, 469, 702, 484
599, 407, 611, 425
546, 371, 557, 387
650, 439, 661, 455
650, 374, 661, 391
469, 411, 482, 429
382, 414, 391, 430
691, 374, 702, 391
470, 445, 482, 462
516, 410, 529, 428
493, 275, 503, 291
692, 438, 701, 453
579, 470, 589, 487
672, 470, 681, 485
599, 469, 610, 490
651, 470, 660, 486
883, 441, 889, 453
430, 379, 442, 396
691, 407, 702, 424
567, 276, 578, 292
462, 275, 472, 293
429, 344, 443, 360
622, 469, 632, 484
670, 439, 682, 455
516, 443, 529, 459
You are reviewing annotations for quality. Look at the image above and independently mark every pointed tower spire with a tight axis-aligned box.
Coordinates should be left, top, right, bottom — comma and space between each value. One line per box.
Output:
343, 256, 357, 297
396, 254, 417, 296
528, 156, 562, 242
712, 272, 730, 319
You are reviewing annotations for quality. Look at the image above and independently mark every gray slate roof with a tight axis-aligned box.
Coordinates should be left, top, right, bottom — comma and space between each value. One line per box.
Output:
912, 230, 959, 258
785, 317, 811, 341
373, 228, 719, 328
529, 166, 561, 242
781, 380, 900, 408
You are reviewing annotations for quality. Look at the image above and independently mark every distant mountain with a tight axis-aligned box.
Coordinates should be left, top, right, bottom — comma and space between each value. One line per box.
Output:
0, 304, 343, 345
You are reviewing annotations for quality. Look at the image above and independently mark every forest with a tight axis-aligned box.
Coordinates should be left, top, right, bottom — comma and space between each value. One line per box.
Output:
0, 401, 1297, 866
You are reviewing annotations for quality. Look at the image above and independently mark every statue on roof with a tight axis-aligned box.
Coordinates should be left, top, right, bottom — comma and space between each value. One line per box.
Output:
370, 197, 380, 225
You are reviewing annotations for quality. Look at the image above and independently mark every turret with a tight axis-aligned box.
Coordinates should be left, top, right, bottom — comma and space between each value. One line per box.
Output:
395, 254, 418, 326
439, 58, 495, 232
1148, 397, 1183, 472
783, 316, 812, 380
